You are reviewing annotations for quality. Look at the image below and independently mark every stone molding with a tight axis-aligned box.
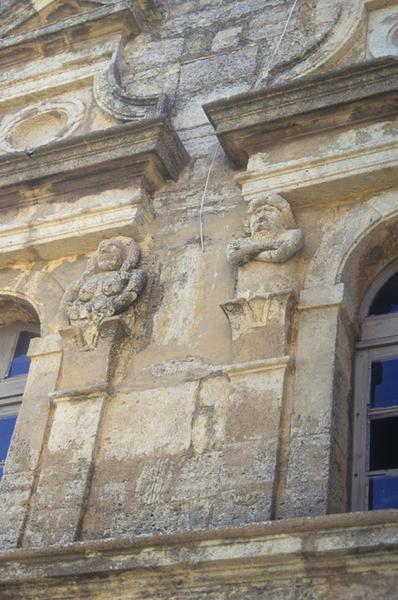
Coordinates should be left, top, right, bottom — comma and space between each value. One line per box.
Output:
298, 284, 346, 311
223, 355, 293, 378
28, 334, 62, 358
204, 57, 398, 168
305, 191, 398, 290
222, 293, 294, 336
0, 117, 189, 194
0, 1, 144, 51
0, 512, 397, 597
237, 136, 398, 205
49, 384, 111, 404
0, 202, 150, 267
0, 118, 188, 264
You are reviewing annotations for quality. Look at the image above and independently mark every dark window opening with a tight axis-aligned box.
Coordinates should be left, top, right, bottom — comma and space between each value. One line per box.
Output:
371, 359, 398, 408
369, 416, 398, 471
369, 272, 398, 315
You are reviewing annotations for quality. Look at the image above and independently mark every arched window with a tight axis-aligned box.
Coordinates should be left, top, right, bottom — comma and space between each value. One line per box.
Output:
0, 299, 40, 479
353, 262, 398, 510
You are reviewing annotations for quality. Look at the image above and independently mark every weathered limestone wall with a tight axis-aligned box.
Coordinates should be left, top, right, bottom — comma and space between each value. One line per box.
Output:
0, 3, 398, 596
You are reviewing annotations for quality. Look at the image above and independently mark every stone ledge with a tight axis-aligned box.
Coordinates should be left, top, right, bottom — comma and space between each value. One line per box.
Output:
204, 58, 398, 168
0, 202, 149, 266
236, 137, 398, 205
0, 511, 397, 596
0, 117, 189, 196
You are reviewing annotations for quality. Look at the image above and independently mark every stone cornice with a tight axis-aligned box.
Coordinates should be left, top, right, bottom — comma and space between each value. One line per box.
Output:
0, 1, 145, 52
0, 118, 189, 196
0, 511, 397, 596
204, 58, 398, 168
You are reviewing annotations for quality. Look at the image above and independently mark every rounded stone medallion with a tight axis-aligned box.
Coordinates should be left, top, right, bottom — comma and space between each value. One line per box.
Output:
0, 100, 86, 153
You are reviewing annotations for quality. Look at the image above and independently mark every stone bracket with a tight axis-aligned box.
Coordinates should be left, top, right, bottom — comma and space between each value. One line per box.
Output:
221, 291, 296, 362
57, 316, 129, 393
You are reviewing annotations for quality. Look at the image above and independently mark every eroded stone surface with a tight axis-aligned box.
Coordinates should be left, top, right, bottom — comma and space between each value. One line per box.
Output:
0, 0, 396, 597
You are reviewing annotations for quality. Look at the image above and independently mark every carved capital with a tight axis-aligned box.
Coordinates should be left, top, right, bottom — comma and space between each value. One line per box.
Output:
221, 291, 296, 361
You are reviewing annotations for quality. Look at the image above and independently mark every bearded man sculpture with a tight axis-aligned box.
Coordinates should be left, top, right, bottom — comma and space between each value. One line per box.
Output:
227, 193, 303, 266
62, 237, 146, 350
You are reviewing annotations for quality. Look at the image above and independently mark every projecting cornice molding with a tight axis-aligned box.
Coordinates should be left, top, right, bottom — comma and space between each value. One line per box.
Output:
0, 117, 189, 194
0, 512, 397, 598
0, 118, 188, 265
204, 58, 398, 169
0, 1, 154, 50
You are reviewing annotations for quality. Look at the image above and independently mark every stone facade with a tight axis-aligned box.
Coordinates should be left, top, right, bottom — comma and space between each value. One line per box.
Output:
0, 0, 397, 597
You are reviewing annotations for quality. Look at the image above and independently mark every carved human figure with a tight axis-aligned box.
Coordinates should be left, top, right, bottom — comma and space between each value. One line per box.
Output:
227, 193, 303, 266
62, 237, 146, 349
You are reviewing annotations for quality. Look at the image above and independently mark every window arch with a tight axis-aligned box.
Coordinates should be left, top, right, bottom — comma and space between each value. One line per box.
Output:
0, 298, 40, 479
353, 261, 398, 511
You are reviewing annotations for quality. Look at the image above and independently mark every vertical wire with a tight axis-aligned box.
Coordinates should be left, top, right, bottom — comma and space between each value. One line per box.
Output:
255, 0, 301, 87
199, 143, 220, 252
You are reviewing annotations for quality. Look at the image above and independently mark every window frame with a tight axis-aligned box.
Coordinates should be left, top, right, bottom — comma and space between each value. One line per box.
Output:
353, 344, 398, 510
0, 321, 40, 403
352, 263, 398, 511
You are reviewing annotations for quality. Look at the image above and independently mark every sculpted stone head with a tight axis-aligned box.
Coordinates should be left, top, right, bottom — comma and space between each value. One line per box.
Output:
90, 237, 141, 275
226, 192, 303, 266
248, 192, 297, 235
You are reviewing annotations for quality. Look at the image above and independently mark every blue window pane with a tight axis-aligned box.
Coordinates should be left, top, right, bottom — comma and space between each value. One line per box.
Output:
0, 466, 3, 479
371, 359, 398, 408
0, 416, 17, 469
8, 331, 38, 378
369, 475, 398, 510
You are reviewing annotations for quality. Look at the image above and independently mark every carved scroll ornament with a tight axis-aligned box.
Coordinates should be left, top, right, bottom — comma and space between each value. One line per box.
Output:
227, 192, 303, 266
94, 40, 169, 122
62, 237, 146, 350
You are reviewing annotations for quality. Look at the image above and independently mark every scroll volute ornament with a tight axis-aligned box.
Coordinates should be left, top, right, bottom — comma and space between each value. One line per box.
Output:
227, 192, 303, 266
62, 237, 146, 350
